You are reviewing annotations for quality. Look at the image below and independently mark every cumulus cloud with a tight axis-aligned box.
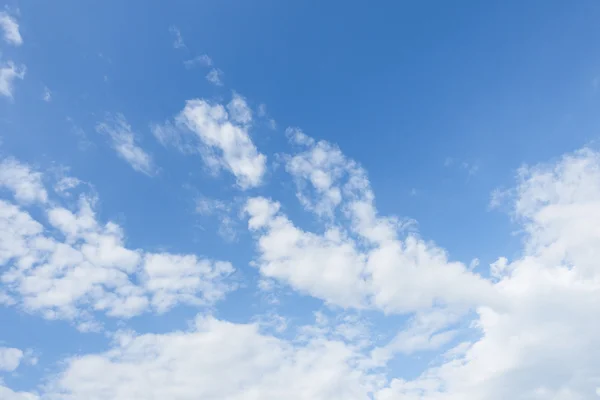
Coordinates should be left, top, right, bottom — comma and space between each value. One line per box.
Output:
245, 129, 496, 314
44, 315, 381, 400
96, 114, 156, 176
0, 61, 25, 98
0, 347, 23, 371
0, 12, 22, 46
376, 148, 600, 399
141, 253, 234, 313
154, 94, 267, 188
0, 157, 236, 324
0, 158, 47, 203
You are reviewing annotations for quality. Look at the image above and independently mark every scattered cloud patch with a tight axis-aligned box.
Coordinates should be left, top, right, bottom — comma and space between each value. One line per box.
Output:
168, 25, 185, 49
0, 61, 25, 98
154, 94, 267, 188
96, 114, 156, 176
0, 347, 23, 371
0, 157, 237, 325
0, 12, 22, 46
184, 54, 212, 69
42, 86, 51, 102
206, 68, 223, 86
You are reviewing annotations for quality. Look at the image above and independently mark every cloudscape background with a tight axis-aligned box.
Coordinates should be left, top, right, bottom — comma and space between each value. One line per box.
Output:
2, 1, 600, 399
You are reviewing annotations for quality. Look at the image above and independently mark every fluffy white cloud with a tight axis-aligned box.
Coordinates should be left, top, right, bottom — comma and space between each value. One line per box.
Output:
96, 114, 156, 176
376, 148, 600, 399
154, 94, 266, 188
0, 384, 38, 400
0, 158, 236, 323
0, 61, 25, 99
245, 197, 369, 308
246, 129, 496, 314
141, 253, 235, 313
45, 315, 380, 400
0, 12, 22, 46
0, 347, 23, 371
0, 158, 48, 203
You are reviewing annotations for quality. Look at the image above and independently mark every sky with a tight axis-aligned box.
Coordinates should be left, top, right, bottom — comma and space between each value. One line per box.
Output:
1, 1, 600, 399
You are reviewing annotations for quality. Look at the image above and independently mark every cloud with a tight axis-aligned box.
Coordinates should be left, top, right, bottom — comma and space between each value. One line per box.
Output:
42, 87, 51, 102
96, 114, 156, 176
0, 158, 48, 203
43, 315, 381, 400
195, 196, 239, 241
206, 68, 223, 86
183, 54, 213, 69
154, 94, 267, 189
0, 157, 237, 324
376, 147, 600, 399
0, 347, 23, 371
227, 92, 252, 125
168, 26, 185, 49
0, 384, 38, 400
0, 12, 22, 46
0, 61, 25, 98
245, 129, 496, 314
141, 253, 235, 313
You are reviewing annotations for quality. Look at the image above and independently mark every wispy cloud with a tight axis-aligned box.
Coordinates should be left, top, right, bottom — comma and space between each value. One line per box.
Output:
0, 12, 22, 46
169, 25, 185, 49
184, 54, 213, 69
96, 113, 156, 176
42, 86, 52, 102
0, 61, 25, 98
206, 68, 223, 86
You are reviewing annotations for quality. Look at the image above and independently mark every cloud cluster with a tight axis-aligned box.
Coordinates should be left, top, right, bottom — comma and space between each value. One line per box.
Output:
0, 12, 22, 46
377, 148, 600, 399
153, 93, 266, 188
0, 158, 235, 325
246, 129, 495, 315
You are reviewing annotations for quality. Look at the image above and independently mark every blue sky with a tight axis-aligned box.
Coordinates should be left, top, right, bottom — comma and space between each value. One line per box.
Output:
2, 1, 600, 399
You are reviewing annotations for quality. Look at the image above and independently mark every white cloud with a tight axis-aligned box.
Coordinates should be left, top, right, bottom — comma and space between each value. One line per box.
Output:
376, 147, 600, 399
245, 196, 369, 308
54, 176, 82, 196
0, 12, 22, 46
0, 158, 236, 324
0, 158, 47, 203
245, 130, 496, 314
44, 315, 381, 400
42, 86, 51, 102
183, 54, 212, 69
141, 253, 235, 313
96, 114, 156, 176
227, 92, 252, 125
195, 196, 239, 241
0, 61, 25, 98
155, 95, 266, 188
0, 384, 38, 400
206, 68, 223, 86
168, 26, 185, 49
0, 347, 23, 371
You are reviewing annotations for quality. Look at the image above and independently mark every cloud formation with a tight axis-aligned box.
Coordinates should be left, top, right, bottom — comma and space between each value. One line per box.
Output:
96, 114, 156, 176
153, 93, 266, 188
0, 12, 22, 46
0, 158, 236, 326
